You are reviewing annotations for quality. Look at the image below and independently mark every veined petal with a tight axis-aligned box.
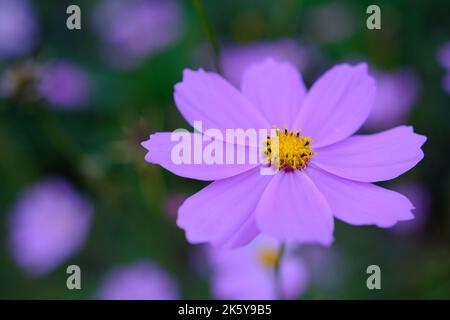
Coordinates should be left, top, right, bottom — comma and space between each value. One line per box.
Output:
141, 132, 259, 181
177, 168, 273, 248
241, 59, 307, 128
255, 171, 334, 246
312, 126, 427, 182
293, 63, 376, 148
174, 69, 269, 137
306, 166, 414, 227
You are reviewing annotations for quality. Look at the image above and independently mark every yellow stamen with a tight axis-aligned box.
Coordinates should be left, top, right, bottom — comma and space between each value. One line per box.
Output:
258, 249, 278, 268
263, 127, 314, 171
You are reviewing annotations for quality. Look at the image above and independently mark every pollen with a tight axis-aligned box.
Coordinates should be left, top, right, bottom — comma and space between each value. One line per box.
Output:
263, 127, 314, 171
258, 248, 278, 268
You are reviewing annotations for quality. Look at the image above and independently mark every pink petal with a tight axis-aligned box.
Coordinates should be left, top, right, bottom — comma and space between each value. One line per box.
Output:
174, 69, 269, 138
211, 263, 274, 299
241, 58, 307, 128
254, 171, 334, 245
177, 168, 273, 248
280, 256, 310, 299
141, 132, 259, 181
312, 126, 426, 182
306, 166, 414, 227
293, 63, 375, 148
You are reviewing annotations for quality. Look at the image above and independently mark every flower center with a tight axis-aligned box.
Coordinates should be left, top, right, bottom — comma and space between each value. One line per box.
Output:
258, 248, 278, 268
263, 127, 314, 171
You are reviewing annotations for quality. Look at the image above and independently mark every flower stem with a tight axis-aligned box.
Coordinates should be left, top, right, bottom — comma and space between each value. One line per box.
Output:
274, 242, 286, 300
193, 0, 222, 74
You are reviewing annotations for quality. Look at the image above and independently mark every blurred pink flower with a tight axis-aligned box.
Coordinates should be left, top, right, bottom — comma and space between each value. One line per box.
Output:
305, 2, 356, 44
221, 39, 312, 86
436, 41, 450, 69
299, 245, 348, 290
38, 61, 91, 109
364, 69, 420, 131
392, 182, 431, 234
164, 192, 188, 221
208, 236, 309, 299
97, 261, 179, 300
142, 59, 426, 248
436, 41, 450, 94
8, 178, 92, 277
92, 0, 182, 69
0, 0, 37, 58
443, 73, 450, 94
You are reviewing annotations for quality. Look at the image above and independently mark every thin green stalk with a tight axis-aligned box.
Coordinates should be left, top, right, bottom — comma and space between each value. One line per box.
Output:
193, 0, 222, 74
274, 242, 286, 300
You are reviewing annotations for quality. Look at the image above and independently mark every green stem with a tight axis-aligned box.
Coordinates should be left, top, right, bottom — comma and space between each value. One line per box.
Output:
193, 0, 222, 74
274, 242, 286, 300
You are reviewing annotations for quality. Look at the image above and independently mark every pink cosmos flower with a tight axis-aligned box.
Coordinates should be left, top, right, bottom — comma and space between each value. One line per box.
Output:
442, 73, 450, 94
8, 178, 92, 276
364, 69, 420, 131
142, 59, 426, 248
0, 0, 37, 59
221, 39, 311, 87
436, 41, 450, 70
208, 236, 309, 299
299, 245, 348, 290
97, 261, 179, 300
392, 182, 430, 235
304, 2, 356, 44
38, 61, 90, 109
164, 192, 188, 221
92, 0, 181, 69
436, 41, 450, 94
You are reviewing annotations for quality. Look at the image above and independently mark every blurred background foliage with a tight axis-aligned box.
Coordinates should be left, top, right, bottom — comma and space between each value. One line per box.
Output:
0, 0, 449, 299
